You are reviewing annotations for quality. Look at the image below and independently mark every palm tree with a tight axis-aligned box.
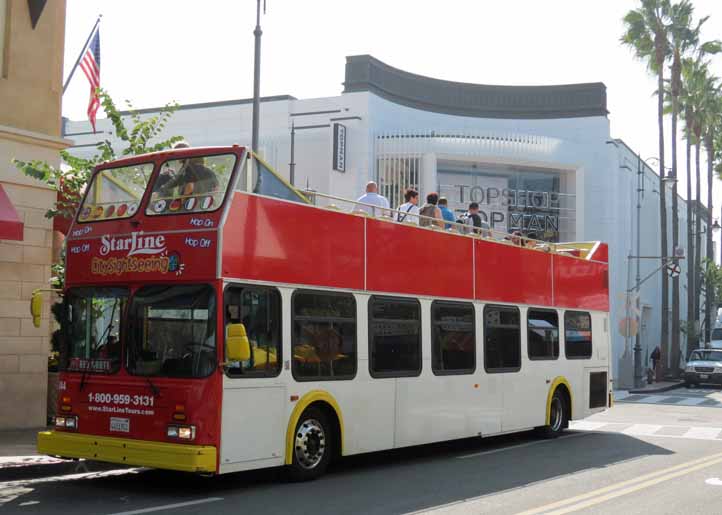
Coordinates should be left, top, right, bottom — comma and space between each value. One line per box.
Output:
622, 0, 672, 373
700, 79, 722, 345
679, 57, 706, 353
667, 7, 720, 369
666, 0, 696, 373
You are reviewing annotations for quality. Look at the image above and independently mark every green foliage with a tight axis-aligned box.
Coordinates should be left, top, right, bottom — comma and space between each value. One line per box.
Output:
13, 88, 183, 221
702, 258, 722, 305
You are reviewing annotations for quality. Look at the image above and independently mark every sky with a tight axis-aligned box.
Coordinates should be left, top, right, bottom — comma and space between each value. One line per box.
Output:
62, 0, 722, 228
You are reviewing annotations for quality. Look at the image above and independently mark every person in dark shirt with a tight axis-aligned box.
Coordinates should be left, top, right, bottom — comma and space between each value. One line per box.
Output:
157, 141, 219, 197
159, 158, 218, 196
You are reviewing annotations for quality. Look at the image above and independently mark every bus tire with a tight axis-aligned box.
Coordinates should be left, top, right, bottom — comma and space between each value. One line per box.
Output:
286, 406, 333, 481
539, 389, 568, 439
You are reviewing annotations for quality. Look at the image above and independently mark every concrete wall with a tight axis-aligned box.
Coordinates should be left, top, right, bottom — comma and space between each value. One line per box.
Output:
0, 0, 68, 429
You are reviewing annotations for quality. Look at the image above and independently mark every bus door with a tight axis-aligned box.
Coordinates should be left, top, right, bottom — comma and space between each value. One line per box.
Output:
220, 286, 286, 466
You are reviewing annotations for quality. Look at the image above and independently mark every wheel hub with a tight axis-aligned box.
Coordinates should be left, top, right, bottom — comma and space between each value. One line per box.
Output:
295, 419, 326, 470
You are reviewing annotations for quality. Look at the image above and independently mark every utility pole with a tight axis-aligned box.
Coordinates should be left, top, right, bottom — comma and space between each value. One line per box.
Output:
251, 0, 263, 157
289, 121, 296, 186
634, 154, 643, 388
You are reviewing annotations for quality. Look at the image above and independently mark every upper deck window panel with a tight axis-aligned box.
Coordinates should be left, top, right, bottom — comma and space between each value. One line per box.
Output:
146, 154, 236, 216
249, 159, 308, 204
78, 163, 154, 222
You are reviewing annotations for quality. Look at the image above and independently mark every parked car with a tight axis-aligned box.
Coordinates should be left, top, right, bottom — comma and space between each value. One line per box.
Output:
684, 349, 722, 387
710, 327, 722, 350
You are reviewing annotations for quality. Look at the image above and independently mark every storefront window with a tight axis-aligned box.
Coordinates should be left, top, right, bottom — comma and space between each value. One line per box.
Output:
437, 162, 575, 242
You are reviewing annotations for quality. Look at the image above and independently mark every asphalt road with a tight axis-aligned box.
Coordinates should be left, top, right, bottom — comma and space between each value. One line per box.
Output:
4, 387, 722, 515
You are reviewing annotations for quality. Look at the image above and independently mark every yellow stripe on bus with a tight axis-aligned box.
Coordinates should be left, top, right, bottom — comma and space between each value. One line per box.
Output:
285, 390, 344, 465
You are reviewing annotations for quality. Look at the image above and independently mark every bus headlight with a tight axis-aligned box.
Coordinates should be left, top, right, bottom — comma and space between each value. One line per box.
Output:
167, 424, 196, 440
55, 415, 78, 430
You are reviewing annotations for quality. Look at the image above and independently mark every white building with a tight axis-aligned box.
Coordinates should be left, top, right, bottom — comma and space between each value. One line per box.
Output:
64, 55, 710, 388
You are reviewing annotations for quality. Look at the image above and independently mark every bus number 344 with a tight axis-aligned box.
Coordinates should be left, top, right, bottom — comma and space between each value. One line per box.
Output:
87, 393, 154, 407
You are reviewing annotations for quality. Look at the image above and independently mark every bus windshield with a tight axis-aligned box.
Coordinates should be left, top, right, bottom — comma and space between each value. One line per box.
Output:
78, 163, 154, 222
146, 154, 236, 215
63, 288, 128, 374
127, 284, 217, 378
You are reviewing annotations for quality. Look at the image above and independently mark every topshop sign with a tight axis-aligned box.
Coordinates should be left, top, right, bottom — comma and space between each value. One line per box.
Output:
440, 180, 568, 237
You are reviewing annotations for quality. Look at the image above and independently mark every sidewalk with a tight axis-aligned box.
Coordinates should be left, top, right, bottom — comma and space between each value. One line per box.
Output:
626, 380, 683, 395
0, 428, 121, 481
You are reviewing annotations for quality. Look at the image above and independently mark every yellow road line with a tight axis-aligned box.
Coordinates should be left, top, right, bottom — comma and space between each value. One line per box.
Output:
516, 450, 722, 515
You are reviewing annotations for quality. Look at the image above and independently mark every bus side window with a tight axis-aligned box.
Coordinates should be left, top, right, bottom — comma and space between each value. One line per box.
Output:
564, 311, 592, 359
431, 301, 475, 375
483, 305, 521, 373
527, 309, 559, 360
291, 290, 357, 381
369, 296, 422, 378
224, 286, 282, 377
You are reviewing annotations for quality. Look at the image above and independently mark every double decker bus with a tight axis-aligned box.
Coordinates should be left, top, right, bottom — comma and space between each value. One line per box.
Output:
36, 145, 611, 480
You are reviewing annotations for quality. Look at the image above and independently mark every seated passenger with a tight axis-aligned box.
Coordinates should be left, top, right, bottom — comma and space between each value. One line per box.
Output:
438, 197, 456, 230
356, 181, 390, 217
158, 143, 219, 197
397, 188, 420, 224
419, 192, 444, 228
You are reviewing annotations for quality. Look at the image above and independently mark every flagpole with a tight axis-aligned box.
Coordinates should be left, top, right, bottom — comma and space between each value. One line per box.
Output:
62, 15, 102, 95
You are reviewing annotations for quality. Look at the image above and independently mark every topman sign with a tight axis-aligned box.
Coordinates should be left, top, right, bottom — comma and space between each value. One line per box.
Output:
439, 176, 574, 240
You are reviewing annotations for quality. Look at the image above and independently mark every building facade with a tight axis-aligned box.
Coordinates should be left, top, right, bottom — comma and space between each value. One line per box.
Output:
0, 0, 69, 429
65, 55, 708, 388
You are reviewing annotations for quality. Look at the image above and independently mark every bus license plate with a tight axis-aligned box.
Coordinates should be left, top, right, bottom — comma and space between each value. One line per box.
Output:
700, 374, 709, 379
110, 417, 130, 433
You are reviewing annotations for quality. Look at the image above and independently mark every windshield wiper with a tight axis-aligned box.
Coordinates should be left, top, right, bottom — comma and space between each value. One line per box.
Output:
146, 377, 161, 398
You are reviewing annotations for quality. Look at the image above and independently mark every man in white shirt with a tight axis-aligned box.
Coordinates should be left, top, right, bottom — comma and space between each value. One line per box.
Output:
396, 188, 420, 225
356, 181, 390, 217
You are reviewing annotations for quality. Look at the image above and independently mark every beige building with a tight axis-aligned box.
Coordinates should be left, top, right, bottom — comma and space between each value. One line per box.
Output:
0, 0, 69, 429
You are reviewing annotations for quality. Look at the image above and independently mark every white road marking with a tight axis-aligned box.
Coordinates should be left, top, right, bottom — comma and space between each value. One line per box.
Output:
683, 427, 722, 439
569, 421, 607, 431
677, 397, 708, 406
635, 395, 667, 403
705, 477, 722, 486
105, 497, 223, 515
623, 424, 663, 436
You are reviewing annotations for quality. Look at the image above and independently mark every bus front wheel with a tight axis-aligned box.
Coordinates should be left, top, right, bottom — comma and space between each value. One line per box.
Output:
287, 406, 333, 481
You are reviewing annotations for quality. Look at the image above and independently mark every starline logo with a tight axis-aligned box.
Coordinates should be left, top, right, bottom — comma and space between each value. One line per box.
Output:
100, 231, 166, 257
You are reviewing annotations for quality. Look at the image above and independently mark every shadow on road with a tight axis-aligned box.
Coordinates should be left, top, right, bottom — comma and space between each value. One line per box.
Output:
3, 431, 674, 515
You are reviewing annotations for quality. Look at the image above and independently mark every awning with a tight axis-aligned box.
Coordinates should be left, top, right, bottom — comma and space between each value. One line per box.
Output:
0, 184, 24, 241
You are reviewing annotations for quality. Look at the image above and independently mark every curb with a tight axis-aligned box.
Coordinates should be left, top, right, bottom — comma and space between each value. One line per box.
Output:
628, 382, 683, 394
0, 459, 126, 481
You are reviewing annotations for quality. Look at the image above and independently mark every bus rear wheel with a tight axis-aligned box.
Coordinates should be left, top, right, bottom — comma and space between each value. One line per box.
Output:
287, 407, 333, 481
538, 389, 568, 439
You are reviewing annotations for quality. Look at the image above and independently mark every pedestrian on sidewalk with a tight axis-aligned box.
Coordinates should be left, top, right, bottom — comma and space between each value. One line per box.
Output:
650, 345, 661, 383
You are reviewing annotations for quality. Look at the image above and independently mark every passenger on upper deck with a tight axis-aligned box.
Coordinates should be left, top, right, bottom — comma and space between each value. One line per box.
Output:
156, 142, 219, 198
396, 188, 420, 224
419, 192, 444, 228
438, 197, 455, 230
356, 181, 390, 217
458, 202, 482, 235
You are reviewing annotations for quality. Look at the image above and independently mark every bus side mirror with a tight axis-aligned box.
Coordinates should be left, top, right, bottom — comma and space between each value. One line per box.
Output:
30, 289, 43, 328
226, 323, 251, 362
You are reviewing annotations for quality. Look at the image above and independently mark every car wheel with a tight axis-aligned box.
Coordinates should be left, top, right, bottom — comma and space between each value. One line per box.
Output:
538, 389, 568, 439
286, 407, 332, 482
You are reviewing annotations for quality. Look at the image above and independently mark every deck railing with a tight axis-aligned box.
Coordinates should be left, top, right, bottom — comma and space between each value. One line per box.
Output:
302, 189, 597, 260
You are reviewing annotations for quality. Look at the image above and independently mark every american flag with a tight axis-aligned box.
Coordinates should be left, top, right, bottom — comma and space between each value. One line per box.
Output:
79, 30, 101, 133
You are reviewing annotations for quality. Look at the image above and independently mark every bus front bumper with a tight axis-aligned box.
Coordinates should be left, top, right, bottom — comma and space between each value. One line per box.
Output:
37, 431, 217, 473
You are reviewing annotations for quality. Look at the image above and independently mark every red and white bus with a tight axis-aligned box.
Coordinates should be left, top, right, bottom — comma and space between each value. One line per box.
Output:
36, 145, 611, 480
